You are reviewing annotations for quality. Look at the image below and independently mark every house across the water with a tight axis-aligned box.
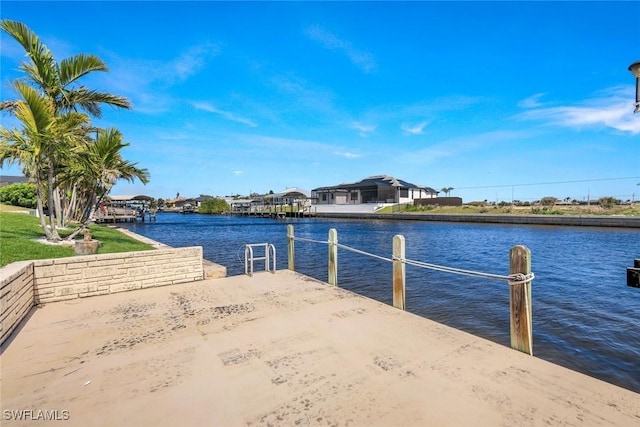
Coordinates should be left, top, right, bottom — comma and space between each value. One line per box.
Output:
311, 175, 437, 206
229, 188, 312, 217
96, 194, 155, 222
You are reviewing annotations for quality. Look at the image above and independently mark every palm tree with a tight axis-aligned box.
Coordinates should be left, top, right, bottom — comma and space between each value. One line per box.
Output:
440, 187, 454, 197
0, 20, 131, 116
64, 128, 150, 240
1, 19, 133, 240
0, 81, 88, 239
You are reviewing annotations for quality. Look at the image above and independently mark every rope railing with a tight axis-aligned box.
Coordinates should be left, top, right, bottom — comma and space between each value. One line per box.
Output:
287, 225, 534, 356
291, 235, 534, 285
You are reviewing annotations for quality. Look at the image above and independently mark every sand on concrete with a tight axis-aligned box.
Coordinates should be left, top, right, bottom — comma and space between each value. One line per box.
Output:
1, 270, 639, 426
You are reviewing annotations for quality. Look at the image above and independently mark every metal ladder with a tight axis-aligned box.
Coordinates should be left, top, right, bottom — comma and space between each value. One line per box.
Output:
244, 243, 276, 276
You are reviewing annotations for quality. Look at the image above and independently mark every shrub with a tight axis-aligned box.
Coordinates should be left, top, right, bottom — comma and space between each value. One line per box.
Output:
198, 198, 230, 214
540, 196, 558, 207
598, 196, 620, 209
0, 183, 37, 208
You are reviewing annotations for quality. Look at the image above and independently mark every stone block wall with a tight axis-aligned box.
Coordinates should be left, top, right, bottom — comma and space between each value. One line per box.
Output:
1, 247, 204, 346
32, 247, 204, 303
0, 261, 35, 346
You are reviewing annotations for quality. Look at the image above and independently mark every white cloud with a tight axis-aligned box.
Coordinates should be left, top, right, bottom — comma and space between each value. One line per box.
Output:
232, 170, 245, 176
193, 102, 258, 127
97, 41, 221, 113
171, 42, 221, 81
518, 93, 546, 109
351, 122, 376, 137
334, 151, 363, 159
270, 74, 337, 116
400, 130, 535, 164
306, 25, 377, 73
517, 86, 640, 135
401, 121, 429, 135
155, 132, 190, 141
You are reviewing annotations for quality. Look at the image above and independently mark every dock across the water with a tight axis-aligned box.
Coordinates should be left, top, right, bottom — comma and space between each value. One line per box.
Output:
94, 207, 157, 223
1, 270, 638, 426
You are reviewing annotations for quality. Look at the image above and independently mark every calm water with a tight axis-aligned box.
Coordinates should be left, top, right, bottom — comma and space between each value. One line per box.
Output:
119, 213, 640, 393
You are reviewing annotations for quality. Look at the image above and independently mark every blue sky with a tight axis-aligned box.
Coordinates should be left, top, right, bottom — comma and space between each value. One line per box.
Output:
1, 1, 639, 203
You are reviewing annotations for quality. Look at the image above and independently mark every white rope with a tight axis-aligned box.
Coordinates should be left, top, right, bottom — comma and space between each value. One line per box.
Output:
336, 243, 392, 263
291, 236, 534, 285
291, 236, 328, 245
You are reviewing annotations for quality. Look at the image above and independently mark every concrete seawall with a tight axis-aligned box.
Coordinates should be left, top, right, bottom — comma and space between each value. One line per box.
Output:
316, 212, 640, 228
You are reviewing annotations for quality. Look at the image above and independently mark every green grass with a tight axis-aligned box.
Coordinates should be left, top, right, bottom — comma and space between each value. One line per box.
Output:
0, 210, 154, 267
387, 203, 640, 216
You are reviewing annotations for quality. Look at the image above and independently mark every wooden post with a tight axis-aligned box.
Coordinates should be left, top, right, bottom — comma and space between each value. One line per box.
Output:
392, 235, 406, 310
509, 245, 533, 355
328, 228, 338, 286
287, 224, 295, 271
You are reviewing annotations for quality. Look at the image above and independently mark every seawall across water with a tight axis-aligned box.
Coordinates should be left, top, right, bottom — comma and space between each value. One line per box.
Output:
315, 212, 640, 228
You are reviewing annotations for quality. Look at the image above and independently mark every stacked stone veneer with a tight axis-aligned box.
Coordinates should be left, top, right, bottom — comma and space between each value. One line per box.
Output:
1, 247, 203, 346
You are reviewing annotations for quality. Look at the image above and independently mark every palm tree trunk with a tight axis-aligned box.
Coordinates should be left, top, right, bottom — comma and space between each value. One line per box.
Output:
32, 173, 53, 239
64, 184, 76, 224
66, 191, 97, 241
35, 186, 51, 239
46, 162, 61, 241
52, 185, 63, 228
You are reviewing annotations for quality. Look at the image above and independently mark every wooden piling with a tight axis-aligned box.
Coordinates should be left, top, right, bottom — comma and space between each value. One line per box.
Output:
392, 235, 406, 310
328, 228, 338, 286
287, 225, 295, 271
509, 245, 533, 355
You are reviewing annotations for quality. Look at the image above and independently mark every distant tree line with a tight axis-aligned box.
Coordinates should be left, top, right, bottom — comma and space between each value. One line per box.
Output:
198, 198, 230, 214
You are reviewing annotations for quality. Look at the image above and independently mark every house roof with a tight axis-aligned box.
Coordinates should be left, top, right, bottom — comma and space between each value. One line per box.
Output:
107, 195, 153, 202
264, 187, 311, 199
312, 175, 436, 193
0, 175, 29, 186
164, 196, 187, 204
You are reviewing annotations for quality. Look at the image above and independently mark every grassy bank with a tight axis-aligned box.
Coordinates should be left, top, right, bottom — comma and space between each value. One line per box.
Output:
379, 203, 640, 216
0, 209, 154, 267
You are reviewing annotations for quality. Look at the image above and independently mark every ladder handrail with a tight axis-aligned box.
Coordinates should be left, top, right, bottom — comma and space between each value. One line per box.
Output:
245, 243, 276, 276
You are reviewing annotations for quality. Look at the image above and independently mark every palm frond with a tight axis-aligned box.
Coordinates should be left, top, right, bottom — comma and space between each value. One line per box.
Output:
61, 88, 132, 117
59, 54, 108, 86
2, 20, 60, 94
12, 81, 55, 135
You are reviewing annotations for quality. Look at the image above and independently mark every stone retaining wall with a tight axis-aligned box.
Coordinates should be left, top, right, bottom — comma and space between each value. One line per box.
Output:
0, 261, 35, 347
1, 247, 204, 347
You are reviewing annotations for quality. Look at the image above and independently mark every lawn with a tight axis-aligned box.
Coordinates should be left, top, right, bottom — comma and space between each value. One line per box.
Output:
0, 208, 155, 267
378, 203, 640, 216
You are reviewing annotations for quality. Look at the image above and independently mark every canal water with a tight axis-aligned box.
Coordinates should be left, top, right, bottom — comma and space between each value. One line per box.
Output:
118, 213, 640, 393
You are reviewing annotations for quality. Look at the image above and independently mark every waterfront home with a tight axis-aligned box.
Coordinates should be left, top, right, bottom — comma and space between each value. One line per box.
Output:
264, 187, 311, 207
106, 194, 153, 210
311, 175, 437, 205
164, 196, 193, 211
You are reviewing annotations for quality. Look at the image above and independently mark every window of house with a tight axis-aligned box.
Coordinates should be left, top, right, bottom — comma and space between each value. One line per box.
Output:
322, 194, 327, 201
399, 189, 408, 198
351, 192, 358, 201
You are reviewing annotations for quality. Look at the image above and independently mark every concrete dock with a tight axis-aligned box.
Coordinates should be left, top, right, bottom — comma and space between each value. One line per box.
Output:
1, 270, 639, 426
